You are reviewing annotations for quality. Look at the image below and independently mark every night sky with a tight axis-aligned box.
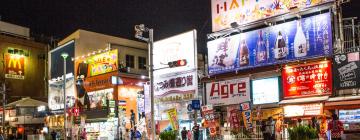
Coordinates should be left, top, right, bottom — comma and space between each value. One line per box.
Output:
0, 0, 359, 53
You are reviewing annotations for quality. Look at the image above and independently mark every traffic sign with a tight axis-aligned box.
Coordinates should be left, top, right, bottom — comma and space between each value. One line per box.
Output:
192, 100, 200, 110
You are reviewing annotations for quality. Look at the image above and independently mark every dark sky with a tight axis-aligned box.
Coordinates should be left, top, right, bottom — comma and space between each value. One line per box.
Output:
0, 0, 359, 53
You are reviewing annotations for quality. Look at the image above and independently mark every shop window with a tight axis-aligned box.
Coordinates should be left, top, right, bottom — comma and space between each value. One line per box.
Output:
126, 55, 135, 68
138, 56, 147, 70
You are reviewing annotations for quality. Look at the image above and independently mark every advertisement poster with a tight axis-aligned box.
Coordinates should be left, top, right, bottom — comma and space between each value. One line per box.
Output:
166, 108, 179, 130
334, 51, 360, 89
48, 77, 76, 111
282, 61, 332, 98
202, 109, 217, 136
153, 30, 198, 102
227, 105, 240, 130
208, 12, 332, 75
283, 103, 323, 117
211, 0, 334, 32
252, 77, 280, 104
206, 77, 250, 106
5, 53, 25, 79
85, 49, 118, 77
242, 110, 253, 130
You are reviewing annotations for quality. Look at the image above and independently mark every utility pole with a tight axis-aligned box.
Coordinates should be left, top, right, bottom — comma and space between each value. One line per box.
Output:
1, 83, 5, 138
61, 53, 68, 140
134, 24, 155, 140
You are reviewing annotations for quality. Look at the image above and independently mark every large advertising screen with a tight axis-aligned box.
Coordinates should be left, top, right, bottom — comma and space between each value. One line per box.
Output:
153, 30, 198, 103
211, 0, 334, 32
282, 61, 332, 99
251, 77, 280, 105
208, 12, 332, 75
50, 40, 75, 79
206, 77, 250, 106
334, 51, 360, 90
85, 49, 118, 77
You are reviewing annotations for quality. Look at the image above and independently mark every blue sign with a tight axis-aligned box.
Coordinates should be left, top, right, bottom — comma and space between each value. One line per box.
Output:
207, 12, 333, 75
191, 100, 201, 110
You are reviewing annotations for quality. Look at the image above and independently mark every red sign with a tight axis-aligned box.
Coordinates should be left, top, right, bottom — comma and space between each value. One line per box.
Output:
282, 61, 332, 98
202, 109, 217, 136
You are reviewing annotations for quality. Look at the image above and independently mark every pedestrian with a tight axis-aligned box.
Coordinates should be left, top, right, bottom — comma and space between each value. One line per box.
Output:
187, 130, 192, 140
261, 120, 269, 140
125, 129, 130, 140
297, 118, 303, 127
265, 117, 275, 140
51, 130, 57, 140
130, 109, 136, 128
181, 127, 187, 140
328, 114, 344, 140
311, 117, 320, 132
131, 126, 141, 140
80, 128, 87, 140
192, 123, 200, 140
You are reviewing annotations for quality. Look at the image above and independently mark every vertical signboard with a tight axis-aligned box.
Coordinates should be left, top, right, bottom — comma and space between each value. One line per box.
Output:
282, 61, 332, 99
153, 30, 198, 103
48, 77, 76, 111
208, 12, 332, 75
50, 40, 75, 79
206, 77, 250, 106
211, 0, 334, 32
5, 53, 25, 79
334, 51, 360, 89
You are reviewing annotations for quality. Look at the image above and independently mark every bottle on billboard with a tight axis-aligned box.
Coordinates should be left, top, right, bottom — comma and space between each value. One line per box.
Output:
256, 30, 267, 63
274, 31, 288, 60
294, 20, 307, 58
239, 39, 249, 66
323, 25, 329, 52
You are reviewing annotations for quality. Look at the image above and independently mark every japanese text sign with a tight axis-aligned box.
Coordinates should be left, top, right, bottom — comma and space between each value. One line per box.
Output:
166, 108, 179, 130
242, 110, 253, 130
334, 51, 360, 89
284, 103, 323, 117
282, 61, 332, 98
206, 77, 250, 106
85, 49, 118, 77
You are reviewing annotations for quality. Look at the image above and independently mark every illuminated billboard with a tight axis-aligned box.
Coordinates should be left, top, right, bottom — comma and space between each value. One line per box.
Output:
251, 77, 280, 104
211, 0, 334, 32
85, 49, 118, 77
5, 53, 25, 79
208, 12, 332, 75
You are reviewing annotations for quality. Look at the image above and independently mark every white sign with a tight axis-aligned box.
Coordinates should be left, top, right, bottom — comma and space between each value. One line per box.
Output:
252, 77, 280, 105
48, 77, 76, 111
284, 103, 323, 117
153, 30, 198, 99
206, 77, 250, 106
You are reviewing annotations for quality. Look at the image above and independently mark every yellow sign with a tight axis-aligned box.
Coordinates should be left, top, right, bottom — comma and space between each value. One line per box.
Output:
5, 53, 25, 79
166, 108, 179, 130
86, 49, 118, 76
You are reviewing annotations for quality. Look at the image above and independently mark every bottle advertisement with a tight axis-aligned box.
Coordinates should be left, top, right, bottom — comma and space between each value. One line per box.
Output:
207, 12, 332, 75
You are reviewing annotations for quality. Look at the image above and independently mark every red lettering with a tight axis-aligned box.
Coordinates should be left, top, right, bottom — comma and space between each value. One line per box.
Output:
238, 82, 246, 93
229, 83, 236, 95
221, 85, 229, 98
210, 83, 219, 97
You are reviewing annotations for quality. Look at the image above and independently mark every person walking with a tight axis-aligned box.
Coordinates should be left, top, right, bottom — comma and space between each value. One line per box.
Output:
50, 131, 57, 140
187, 130, 192, 140
130, 126, 141, 140
328, 114, 344, 140
181, 127, 187, 140
192, 123, 200, 140
265, 117, 275, 140
130, 110, 136, 128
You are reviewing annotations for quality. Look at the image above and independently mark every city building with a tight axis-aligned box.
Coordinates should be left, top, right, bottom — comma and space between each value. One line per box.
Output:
0, 21, 48, 138
47, 29, 148, 139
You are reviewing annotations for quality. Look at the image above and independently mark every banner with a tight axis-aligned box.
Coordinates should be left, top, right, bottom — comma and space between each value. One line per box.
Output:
282, 61, 332, 98
85, 49, 118, 77
48, 77, 76, 111
211, 0, 334, 32
166, 108, 179, 130
202, 108, 217, 136
5, 53, 25, 79
206, 77, 250, 106
153, 30, 198, 102
334, 51, 360, 89
242, 110, 253, 130
283, 103, 323, 117
227, 105, 240, 130
208, 12, 332, 75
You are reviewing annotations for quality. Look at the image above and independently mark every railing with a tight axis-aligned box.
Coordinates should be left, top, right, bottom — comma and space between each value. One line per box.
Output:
341, 17, 360, 53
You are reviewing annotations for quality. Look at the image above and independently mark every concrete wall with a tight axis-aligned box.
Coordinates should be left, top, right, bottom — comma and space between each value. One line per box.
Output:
0, 34, 47, 102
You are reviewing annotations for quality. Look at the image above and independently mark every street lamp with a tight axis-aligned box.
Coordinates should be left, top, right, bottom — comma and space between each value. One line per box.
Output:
134, 24, 155, 140
61, 52, 68, 140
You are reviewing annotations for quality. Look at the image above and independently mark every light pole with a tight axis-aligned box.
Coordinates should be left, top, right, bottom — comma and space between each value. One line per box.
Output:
134, 24, 155, 140
61, 52, 68, 140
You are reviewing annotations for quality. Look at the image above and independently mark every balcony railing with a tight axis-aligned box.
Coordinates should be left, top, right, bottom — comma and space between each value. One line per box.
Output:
341, 17, 360, 53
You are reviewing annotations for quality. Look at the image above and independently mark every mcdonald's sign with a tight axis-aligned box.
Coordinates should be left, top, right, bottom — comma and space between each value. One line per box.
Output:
5, 53, 25, 79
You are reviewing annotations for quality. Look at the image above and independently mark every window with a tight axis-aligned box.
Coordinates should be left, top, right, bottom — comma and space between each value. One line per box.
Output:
126, 55, 135, 68
138, 56, 147, 70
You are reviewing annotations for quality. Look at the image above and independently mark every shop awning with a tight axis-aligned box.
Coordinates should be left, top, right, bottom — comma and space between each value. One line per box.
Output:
278, 96, 329, 105
6, 97, 47, 107
324, 96, 360, 110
